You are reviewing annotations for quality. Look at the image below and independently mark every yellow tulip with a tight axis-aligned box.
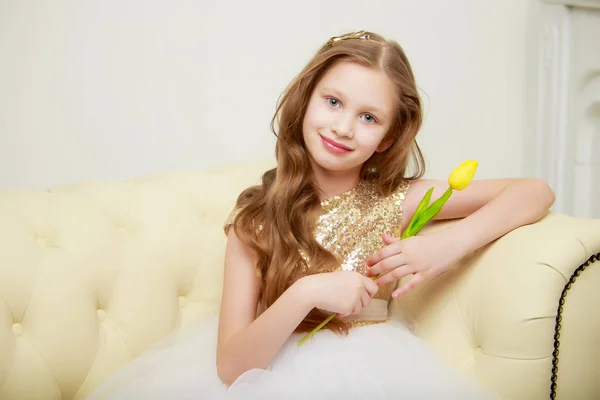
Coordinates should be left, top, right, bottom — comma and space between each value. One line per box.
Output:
448, 160, 478, 190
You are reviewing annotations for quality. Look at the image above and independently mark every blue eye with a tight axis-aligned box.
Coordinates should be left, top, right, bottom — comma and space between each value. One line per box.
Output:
362, 114, 376, 123
327, 98, 340, 108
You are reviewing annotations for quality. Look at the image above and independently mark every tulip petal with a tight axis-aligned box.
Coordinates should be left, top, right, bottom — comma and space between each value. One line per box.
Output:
448, 160, 478, 190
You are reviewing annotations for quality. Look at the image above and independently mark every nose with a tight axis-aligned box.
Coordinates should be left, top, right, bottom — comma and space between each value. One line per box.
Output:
331, 112, 354, 138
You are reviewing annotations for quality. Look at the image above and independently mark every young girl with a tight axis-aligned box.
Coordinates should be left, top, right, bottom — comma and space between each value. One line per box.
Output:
89, 30, 554, 399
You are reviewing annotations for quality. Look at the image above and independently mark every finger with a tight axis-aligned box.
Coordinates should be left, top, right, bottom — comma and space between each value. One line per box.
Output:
392, 272, 427, 298
338, 307, 354, 319
366, 241, 403, 266
382, 232, 400, 245
350, 305, 361, 316
367, 254, 405, 277
363, 277, 379, 297
360, 291, 372, 309
374, 265, 415, 286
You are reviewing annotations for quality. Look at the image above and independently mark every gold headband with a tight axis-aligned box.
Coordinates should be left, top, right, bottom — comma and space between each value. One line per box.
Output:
326, 30, 371, 46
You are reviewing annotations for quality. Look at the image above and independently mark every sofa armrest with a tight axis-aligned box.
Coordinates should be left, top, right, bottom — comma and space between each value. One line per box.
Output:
389, 212, 600, 399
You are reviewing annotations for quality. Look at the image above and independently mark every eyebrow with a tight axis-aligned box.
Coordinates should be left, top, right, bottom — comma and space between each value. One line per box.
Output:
320, 86, 388, 119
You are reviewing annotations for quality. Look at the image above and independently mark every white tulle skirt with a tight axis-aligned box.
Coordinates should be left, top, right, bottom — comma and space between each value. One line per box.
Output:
87, 315, 498, 400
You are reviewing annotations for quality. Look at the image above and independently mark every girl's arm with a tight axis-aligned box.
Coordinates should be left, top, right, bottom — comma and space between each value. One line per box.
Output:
402, 177, 555, 254
216, 229, 313, 386
368, 177, 555, 295
216, 229, 378, 385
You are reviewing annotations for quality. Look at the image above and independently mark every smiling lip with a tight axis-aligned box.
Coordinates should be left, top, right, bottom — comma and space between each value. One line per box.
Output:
320, 135, 353, 153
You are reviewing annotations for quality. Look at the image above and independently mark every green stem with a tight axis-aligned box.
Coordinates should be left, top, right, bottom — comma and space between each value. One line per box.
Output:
298, 313, 336, 345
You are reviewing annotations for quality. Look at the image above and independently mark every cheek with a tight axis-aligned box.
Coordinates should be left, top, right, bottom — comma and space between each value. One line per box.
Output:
305, 100, 332, 128
358, 128, 388, 150
303, 102, 315, 133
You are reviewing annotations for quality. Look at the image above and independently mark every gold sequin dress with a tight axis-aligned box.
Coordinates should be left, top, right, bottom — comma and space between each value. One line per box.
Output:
309, 179, 409, 324
88, 179, 498, 400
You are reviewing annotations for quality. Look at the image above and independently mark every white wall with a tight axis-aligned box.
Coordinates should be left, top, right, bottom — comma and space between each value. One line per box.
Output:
0, 0, 536, 190
523, 1, 600, 218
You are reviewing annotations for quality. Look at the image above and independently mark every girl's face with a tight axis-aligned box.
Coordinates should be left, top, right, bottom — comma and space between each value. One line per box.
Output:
302, 61, 396, 178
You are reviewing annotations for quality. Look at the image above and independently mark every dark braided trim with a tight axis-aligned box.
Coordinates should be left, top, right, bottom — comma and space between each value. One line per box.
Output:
550, 252, 599, 399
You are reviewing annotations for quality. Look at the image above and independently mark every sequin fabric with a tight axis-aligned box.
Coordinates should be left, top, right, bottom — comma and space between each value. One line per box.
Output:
224, 179, 410, 303
312, 179, 410, 301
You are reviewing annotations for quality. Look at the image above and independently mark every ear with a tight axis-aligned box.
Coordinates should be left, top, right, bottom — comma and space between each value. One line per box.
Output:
375, 138, 393, 153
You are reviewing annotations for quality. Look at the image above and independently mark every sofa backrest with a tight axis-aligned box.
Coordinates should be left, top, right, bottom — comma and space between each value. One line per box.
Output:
0, 159, 274, 399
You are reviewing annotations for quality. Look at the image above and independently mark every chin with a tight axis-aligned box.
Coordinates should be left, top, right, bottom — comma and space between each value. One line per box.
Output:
310, 151, 360, 173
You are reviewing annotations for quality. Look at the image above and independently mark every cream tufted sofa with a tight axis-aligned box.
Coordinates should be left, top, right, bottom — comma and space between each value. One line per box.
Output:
0, 158, 599, 400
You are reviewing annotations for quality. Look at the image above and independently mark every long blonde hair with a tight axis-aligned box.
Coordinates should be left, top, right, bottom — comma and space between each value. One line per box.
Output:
232, 31, 425, 335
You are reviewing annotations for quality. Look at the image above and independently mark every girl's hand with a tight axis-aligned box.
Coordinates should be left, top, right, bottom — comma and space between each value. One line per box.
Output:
297, 271, 379, 318
366, 233, 465, 298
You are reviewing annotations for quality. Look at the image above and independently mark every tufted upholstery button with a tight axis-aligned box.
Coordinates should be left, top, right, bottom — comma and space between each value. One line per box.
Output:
178, 296, 187, 308
34, 231, 54, 248
116, 221, 135, 235
97, 309, 107, 322
12, 323, 24, 337
34, 231, 48, 247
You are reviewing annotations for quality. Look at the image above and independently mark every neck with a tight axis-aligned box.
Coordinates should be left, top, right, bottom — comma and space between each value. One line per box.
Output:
310, 159, 362, 201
